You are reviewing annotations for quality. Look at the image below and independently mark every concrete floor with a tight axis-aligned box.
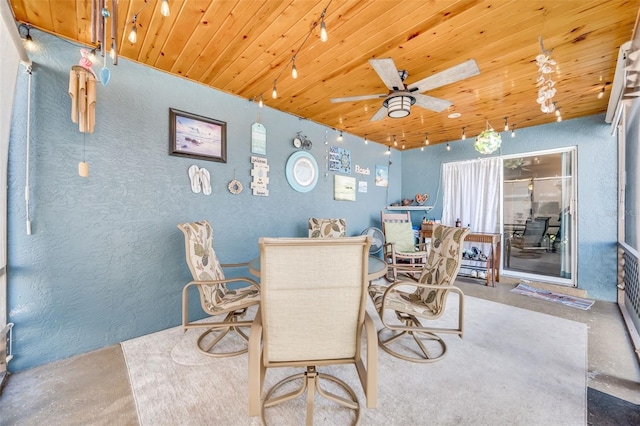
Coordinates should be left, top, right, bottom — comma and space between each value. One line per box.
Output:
1, 279, 639, 425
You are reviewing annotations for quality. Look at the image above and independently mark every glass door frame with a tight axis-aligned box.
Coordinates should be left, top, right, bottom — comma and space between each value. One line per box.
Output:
500, 147, 577, 287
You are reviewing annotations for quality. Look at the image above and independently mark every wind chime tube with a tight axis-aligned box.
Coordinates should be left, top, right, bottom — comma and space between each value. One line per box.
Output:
110, 0, 118, 65
69, 66, 97, 133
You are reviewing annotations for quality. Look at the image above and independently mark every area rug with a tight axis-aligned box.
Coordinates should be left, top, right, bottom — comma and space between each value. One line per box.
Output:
511, 282, 595, 310
121, 296, 587, 425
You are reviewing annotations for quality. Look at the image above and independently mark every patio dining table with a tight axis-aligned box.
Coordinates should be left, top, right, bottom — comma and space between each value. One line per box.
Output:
248, 255, 388, 283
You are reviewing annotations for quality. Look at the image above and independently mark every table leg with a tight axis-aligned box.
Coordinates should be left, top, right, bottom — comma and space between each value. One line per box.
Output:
495, 241, 501, 283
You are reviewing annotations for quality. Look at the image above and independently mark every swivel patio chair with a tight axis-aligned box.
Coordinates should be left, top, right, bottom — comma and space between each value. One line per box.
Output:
248, 236, 377, 425
369, 224, 470, 363
178, 220, 260, 357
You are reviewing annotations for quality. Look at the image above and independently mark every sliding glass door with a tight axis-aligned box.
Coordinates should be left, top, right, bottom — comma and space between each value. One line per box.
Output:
502, 148, 576, 286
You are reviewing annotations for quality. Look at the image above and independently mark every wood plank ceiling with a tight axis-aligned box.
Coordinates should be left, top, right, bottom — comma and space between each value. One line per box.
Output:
9, 0, 640, 150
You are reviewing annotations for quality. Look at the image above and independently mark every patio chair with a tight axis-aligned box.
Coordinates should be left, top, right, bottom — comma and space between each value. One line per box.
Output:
177, 220, 260, 357
369, 224, 470, 363
505, 217, 550, 267
248, 236, 377, 425
381, 211, 430, 281
308, 217, 346, 238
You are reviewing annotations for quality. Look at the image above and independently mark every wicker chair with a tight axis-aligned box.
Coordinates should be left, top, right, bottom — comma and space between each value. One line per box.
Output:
248, 236, 377, 425
369, 224, 470, 363
177, 220, 260, 357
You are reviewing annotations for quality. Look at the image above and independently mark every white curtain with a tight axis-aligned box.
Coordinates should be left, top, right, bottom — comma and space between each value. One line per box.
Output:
442, 157, 502, 233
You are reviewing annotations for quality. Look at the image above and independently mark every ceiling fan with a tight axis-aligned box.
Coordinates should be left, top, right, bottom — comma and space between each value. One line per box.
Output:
331, 58, 480, 121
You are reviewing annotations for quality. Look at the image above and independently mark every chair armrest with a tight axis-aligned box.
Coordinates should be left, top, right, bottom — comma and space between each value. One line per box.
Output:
184, 276, 260, 292
182, 277, 260, 330
379, 280, 464, 312
378, 280, 464, 332
221, 261, 250, 268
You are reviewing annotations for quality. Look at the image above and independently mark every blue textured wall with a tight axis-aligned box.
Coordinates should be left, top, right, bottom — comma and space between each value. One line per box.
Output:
401, 115, 618, 302
7, 31, 401, 372
8, 30, 618, 373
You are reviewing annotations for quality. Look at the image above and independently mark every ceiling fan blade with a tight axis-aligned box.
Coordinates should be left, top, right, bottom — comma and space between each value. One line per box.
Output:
330, 94, 386, 103
370, 106, 388, 121
407, 59, 480, 93
413, 93, 452, 112
369, 58, 405, 90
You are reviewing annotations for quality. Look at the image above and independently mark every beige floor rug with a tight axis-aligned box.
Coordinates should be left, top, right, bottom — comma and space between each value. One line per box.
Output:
121, 295, 587, 425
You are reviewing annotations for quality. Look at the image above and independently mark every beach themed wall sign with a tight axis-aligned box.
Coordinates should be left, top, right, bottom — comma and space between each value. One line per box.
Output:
169, 108, 227, 163
251, 122, 266, 155
328, 146, 351, 173
251, 156, 269, 196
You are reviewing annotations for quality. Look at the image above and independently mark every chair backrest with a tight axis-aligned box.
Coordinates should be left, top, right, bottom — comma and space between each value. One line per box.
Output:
177, 220, 229, 313
258, 236, 371, 364
381, 211, 411, 225
308, 218, 346, 238
416, 224, 470, 315
522, 217, 550, 246
381, 211, 415, 252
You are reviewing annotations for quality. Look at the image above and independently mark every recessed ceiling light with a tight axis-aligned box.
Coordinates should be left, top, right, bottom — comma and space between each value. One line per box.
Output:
448, 112, 461, 119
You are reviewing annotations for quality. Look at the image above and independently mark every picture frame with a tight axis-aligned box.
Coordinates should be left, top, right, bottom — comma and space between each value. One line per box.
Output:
169, 108, 227, 163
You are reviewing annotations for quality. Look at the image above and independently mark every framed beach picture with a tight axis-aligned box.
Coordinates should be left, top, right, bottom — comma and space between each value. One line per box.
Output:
334, 175, 356, 201
169, 108, 227, 163
375, 164, 389, 187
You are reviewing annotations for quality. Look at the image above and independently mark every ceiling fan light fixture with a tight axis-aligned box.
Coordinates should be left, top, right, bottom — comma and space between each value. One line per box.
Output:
385, 94, 414, 118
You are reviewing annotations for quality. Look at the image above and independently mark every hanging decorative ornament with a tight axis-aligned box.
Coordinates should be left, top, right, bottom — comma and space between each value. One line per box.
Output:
227, 169, 243, 194
474, 122, 502, 154
535, 37, 557, 114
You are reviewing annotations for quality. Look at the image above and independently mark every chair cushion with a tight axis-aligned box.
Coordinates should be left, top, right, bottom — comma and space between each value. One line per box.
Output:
368, 284, 436, 319
308, 218, 346, 238
180, 221, 226, 281
179, 220, 260, 314
201, 285, 260, 313
384, 222, 417, 253
416, 225, 469, 314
